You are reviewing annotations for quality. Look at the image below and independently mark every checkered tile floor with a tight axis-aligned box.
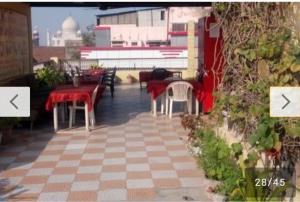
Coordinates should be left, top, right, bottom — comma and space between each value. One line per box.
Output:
0, 85, 211, 201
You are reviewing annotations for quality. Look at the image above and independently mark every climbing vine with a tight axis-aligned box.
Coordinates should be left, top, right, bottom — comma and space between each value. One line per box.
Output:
209, 3, 300, 162
181, 4, 300, 199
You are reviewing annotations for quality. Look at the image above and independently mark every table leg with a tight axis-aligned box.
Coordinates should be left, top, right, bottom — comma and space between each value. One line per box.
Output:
165, 95, 169, 115
153, 99, 157, 117
161, 93, 165, 114
196, 100, 199, 116
53, 104, 58, 132
188, 92, 192, 115
151, 97, 153, 112
72, 101, 76, 124
85, 103, 89, 131
60, 103, 65, 123
89, 110, 95, 128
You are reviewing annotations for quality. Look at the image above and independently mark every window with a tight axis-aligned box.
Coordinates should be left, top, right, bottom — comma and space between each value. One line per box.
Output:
172, 23, 186, 31
131, 42, 138, 46
111, 16, 118, 24
160, 11, 165, 21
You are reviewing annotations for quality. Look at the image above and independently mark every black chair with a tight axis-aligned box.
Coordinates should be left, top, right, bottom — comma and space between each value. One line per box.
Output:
152, 68, 169, 80
64, 65, 75, 83
101, 67, 117, 97
75, 66, 81, 76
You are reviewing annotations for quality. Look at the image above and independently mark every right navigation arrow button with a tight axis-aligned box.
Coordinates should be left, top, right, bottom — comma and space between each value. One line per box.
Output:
281, 94, 290, 110
270, 87, 300, 117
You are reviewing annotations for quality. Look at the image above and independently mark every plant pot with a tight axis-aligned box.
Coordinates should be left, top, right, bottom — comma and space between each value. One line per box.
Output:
1, 127, 13, 145
33, 86, 52, 97
126, 76, 137, 84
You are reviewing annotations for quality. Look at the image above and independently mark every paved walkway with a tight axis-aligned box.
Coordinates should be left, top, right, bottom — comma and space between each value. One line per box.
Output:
0, 85, 212, 201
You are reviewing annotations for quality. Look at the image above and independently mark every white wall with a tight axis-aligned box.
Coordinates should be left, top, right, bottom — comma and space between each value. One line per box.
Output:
107, 24, 168, 45
169, 7, 210, 25
81, 48, 188, 68
137, 9, 166, 27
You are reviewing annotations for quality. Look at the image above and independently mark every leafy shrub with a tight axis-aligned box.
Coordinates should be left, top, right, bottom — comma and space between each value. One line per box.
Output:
35, 66, 65, 88
249, 117, 280, 151
196, 129, 242, 197
195, 128, 291, 201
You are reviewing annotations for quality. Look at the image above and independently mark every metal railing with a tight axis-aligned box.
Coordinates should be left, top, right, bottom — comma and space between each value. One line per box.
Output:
59, 59, 187, 71
59, 59, 98, 71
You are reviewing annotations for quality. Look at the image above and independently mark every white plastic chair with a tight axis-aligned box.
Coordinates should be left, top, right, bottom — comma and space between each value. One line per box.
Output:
69, 85, 99, 129
165, 81, 193, 118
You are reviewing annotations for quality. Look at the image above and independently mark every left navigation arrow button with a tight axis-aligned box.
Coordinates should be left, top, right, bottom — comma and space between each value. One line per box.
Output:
0, 87, 30, 117
10, 94, 19, 110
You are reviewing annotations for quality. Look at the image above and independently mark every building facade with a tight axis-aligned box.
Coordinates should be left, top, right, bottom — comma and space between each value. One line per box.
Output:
47, 16, 82, 47
94, 7, 211, 47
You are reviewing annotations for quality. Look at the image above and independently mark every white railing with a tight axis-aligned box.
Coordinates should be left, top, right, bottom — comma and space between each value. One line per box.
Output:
80, 47, 188, 69
60, 59, 98, 71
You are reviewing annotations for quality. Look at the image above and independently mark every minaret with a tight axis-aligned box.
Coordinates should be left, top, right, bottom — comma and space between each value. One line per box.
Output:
46, 28, 51, 46
32, 26, 39, 47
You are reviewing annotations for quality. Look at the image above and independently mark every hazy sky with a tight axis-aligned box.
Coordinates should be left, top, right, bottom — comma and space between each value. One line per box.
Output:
31, 7, 100, 46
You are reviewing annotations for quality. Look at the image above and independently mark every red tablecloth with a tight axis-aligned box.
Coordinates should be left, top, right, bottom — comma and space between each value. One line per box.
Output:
81, 69, 105, 84
45, 84, 100, 112
146, 80, 203, 101
139, 72, 153, 83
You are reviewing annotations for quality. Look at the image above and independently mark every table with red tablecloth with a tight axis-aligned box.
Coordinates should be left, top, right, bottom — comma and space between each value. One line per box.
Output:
45, 84, 105, 131
139, 70, 182, 88
65, 69, 105, 85
80, 69, 106, 84
146, 80, 203, 116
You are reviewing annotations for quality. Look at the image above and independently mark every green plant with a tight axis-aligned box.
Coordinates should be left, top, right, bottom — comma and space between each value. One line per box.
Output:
249, 117, 280, 151
196, 129, 242, 196
184, 119, 293, 201
35, 66, 65, 88
210, 3, 300, 182
230, 169, 289, 201
90, 64, 103, 69
181, 4, 300, 200
211, 2, 300, 159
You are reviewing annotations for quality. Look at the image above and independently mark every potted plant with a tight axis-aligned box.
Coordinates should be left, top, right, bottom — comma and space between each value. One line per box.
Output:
34, 65, 65, 96
126, 74, 137, 84
90, 64, 103, 70
0, 118, 19, 145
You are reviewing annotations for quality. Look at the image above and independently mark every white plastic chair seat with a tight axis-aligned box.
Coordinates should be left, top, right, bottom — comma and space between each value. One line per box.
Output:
165, 81, 193, 118
69, 85, 99, 130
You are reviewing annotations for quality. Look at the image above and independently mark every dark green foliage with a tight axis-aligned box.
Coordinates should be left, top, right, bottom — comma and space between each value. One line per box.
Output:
196, 129, 242, 197
35, 65, 65, 88
248, 117, 279, 151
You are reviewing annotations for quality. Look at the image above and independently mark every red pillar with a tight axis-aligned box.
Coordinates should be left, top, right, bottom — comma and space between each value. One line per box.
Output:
202, 14, 224, 113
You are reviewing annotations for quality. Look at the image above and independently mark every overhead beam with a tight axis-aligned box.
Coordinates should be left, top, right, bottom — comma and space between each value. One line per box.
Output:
28, 2, 212, 9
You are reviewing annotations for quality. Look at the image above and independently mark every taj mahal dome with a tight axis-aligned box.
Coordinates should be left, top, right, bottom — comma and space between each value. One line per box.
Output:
47, 16, 82, 47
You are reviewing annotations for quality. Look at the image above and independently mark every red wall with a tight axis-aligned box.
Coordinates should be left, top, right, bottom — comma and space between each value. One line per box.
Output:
202, 14, 224, 113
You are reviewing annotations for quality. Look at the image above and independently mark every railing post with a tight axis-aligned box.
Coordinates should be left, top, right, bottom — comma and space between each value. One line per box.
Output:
59, 59, 62, 71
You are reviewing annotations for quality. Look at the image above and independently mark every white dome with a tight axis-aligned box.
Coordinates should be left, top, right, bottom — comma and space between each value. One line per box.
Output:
62, 16, 79, 33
